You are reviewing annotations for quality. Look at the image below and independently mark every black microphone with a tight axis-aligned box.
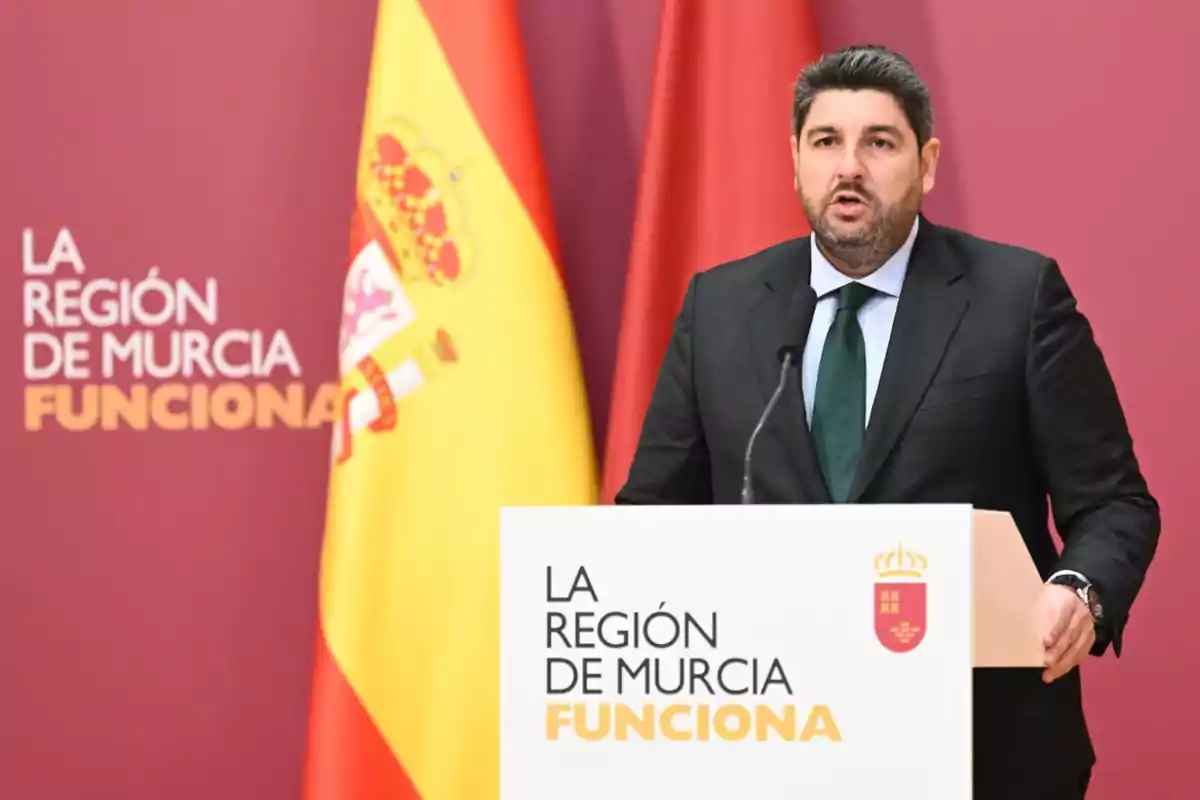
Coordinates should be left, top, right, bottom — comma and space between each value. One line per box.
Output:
741, 285, 817, 504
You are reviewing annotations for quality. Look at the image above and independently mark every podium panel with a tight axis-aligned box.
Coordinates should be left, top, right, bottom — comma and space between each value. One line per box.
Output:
499, 504, 981, 799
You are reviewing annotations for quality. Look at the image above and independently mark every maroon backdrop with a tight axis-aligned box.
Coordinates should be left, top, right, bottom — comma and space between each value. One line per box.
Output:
2, 1, 1196, 798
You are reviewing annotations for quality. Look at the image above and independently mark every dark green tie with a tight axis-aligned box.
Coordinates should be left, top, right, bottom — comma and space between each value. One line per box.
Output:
811, 282, 875, 502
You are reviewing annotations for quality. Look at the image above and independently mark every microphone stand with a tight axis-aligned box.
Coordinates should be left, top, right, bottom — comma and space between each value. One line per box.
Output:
741, 349, 797, 504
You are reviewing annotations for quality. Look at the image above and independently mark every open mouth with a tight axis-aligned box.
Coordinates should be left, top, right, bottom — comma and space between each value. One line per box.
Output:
832, 191, 868, 210
829, 191, 870, 218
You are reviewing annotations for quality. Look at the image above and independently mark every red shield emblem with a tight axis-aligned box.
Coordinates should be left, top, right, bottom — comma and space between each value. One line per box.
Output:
874, 581, 926, 653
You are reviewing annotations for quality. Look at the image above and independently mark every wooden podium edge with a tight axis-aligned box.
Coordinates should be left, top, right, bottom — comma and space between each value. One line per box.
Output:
971, 509, 1044, 668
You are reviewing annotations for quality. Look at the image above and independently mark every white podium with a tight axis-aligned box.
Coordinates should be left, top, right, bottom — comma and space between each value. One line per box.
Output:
498, 504, 1044, 800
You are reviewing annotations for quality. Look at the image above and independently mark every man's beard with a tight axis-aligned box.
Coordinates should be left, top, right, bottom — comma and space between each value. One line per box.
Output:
801, 180, 922, 272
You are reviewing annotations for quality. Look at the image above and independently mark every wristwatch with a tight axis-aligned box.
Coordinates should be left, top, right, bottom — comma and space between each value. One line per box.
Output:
1049, 573, 1104, 623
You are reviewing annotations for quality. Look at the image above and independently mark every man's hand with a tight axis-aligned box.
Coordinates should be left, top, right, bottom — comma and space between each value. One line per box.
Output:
1039, 583, 1095, 683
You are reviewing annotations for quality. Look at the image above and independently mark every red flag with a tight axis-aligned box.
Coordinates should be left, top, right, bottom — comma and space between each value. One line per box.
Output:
600, 0, 822, 501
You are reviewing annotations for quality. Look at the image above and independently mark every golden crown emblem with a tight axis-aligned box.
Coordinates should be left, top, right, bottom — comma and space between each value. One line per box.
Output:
359, 117, 475, 287
874, 543, 927, 579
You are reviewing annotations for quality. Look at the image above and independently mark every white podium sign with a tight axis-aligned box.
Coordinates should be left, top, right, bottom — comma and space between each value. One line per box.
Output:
499, 504, 974, 799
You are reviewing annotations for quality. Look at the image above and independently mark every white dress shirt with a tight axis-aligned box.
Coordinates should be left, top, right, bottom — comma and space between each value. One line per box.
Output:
801, 216, 919, 427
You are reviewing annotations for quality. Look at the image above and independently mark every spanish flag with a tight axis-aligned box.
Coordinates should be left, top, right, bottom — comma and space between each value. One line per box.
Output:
302, 1, 596, 798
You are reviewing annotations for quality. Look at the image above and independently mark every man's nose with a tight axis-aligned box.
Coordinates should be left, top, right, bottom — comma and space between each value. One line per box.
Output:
834, 146, 865, 182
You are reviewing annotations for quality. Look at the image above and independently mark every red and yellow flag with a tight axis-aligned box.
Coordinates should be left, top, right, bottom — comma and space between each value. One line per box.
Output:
302, 2, 596, 798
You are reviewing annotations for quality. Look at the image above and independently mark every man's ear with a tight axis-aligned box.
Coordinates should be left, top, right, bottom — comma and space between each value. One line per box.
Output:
790, 134, 800, 191
920, 136, 941, 195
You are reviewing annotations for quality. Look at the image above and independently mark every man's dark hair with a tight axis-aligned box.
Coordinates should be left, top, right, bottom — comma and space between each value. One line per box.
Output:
792, 44, 934, 149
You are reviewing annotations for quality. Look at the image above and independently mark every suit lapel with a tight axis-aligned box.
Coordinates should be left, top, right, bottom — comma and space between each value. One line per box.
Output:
847, 219, 968, 502
747, 240, 832, 503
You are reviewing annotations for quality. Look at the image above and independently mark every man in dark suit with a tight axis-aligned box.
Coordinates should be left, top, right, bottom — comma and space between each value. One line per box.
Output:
615, 44, 1160, 799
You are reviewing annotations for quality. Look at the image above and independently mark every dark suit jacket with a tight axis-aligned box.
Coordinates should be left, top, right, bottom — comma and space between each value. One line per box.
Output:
615, 217, 1160, 795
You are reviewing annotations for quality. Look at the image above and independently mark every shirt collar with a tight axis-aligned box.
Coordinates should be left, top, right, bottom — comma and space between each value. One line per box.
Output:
809, 215, 919, 299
